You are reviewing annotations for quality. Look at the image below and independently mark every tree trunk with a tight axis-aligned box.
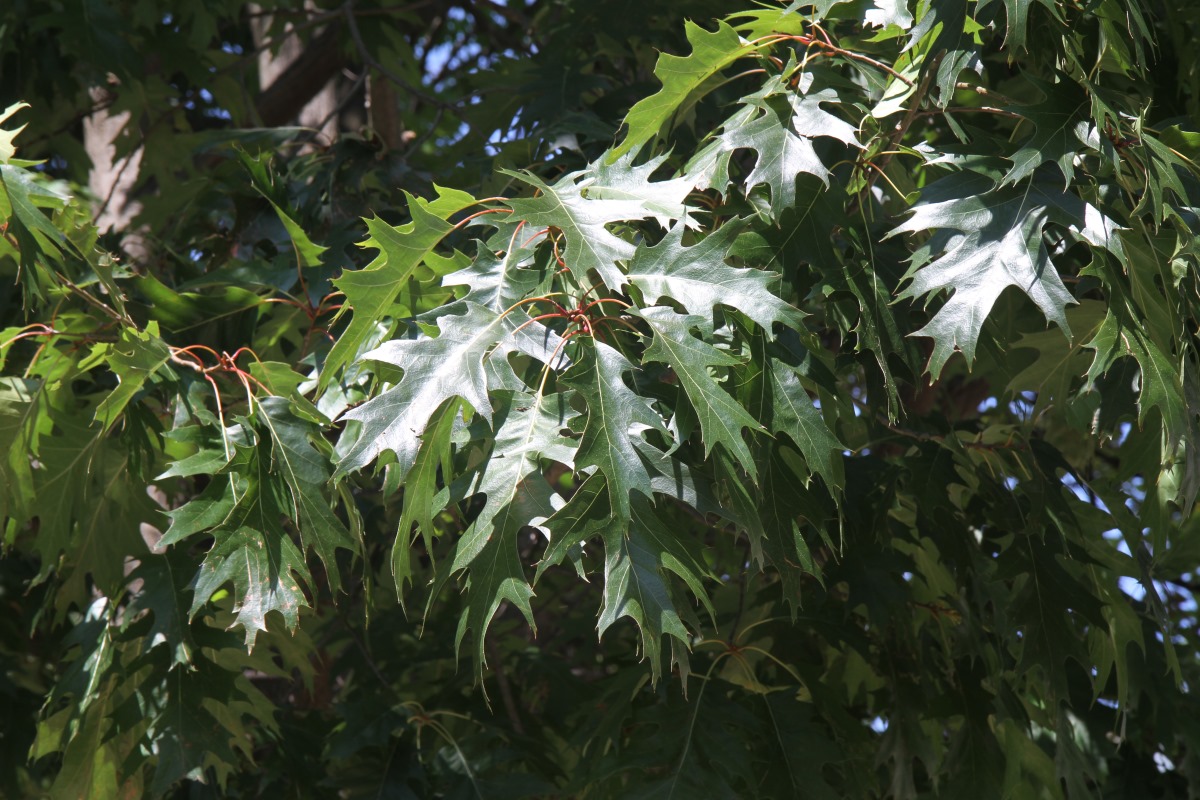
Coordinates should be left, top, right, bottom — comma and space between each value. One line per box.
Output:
250, 3, 342, 141
84, 85, 148, 262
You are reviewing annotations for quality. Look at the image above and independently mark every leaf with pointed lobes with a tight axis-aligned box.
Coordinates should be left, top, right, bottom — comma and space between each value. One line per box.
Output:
633, 436, 737, 524
161, 466, 309, 651
1085, 311, 1200, 511
27, 411, 156, 614
162, 400, 357, 648
125, 550, 197, 668
443, 220, 551, 312
0, 378, 37, 522
254, 397, 359, 596
610, 19, 749, 160
537, 472, 611, 583
889, 170, 1125, 378
238, 147, 328, 269
536, 435, 733, 583
392, 397, 459, 601
600, 494, 715, 683
144, 650, 279, 797
903, 0, 979, 104
626, 221, 805, 333
502, 151, 695, 291
765, 360, 844, 490
0, 101, 29, 163
865, 0, 915, 29
191, 525, 310, 650
450, 390, 579, 676
636, 306, 764, 478
1000, 75, 1091, 187
585, 151, 698, 227
1006, 300, 1106, 419
686, 73, 862, 218
322, 185, 478, 386
539, 474, 715, 683
334, 301, 569, 477
561, 339, 669, 523
90, 321, 171, 433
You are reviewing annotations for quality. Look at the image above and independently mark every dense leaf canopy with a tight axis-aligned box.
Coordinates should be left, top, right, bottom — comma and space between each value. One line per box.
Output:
3, 0, 1200, 796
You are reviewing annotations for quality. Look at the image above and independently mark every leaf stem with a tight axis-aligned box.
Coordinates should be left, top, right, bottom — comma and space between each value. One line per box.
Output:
918, 106, 1020, 118
498, 293, 569, 322
507, 311, 569, 339
863, 160, 907, 200
954, 81, 1014, 105
449, 207, 512, 233
863, 51, 942, 200
581, 296, 631, 314
766, 34, 914, 86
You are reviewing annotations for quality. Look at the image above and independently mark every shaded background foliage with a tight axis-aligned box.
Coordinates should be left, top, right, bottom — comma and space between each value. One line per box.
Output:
2, 0, 1200, 797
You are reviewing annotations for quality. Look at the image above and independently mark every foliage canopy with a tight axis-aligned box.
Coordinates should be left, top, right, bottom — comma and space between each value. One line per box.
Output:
3, 0, 1200, 796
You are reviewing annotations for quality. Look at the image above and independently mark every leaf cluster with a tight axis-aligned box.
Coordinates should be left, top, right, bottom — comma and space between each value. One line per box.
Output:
3, 0, 1200, 796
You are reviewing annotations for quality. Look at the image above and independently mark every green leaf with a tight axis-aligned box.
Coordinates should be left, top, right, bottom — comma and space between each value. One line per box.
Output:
503, 153, 695, 290
634, 436, 732, 523
0, 101, 30, 163
543, 474, 714, 682
30, 411, 156, 609
537, 471, 611, 582
146, 648, 278, 795
865, 0, 915, 29
1086, 312, 1186, 439
839, 253, 910, 421
0, 376, 37, 525
165, 401, 355, 646
46, 694, 123, 800
764, 360, 844, 489
91, 322, 171, 433
1137, 129, 1200, 223
598, 495, 714, 682
246, 360, 308, 399
891, 171, 1125, 377
687, 77, 862, 217
905, 0, 979, 103
450, 390, 578, 674
610, 20, 749, 160
323, 186, 478, 384
626, 222, 805, 332
1006, 300, 1106, 419
0, 162, 75, 290
159, 476, 238, 545
392, 397, 460, 598
335, 302, 566, 476
443, 222, 550, 312
254, 397, 358, 596
637, 306, 763, 475
1001, 76, 1090, 187
190, 523, 310, 649
586, 151, 697, 226
238, 148, 328, 269
1085, 310, 1200, 509
134, 272, 262, 330
560, 340, 668, 521
759, 449, 831, 602
126, 551, 196, 668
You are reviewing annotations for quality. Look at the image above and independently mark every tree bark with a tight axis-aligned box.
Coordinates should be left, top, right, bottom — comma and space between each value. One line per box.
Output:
251, 4, 345, 138
84, 85, 148, 261
82, 6, 348, 263
368, 76, 411, 150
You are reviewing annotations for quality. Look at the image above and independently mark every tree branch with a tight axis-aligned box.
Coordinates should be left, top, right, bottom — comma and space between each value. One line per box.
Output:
342, 1, 466, 119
